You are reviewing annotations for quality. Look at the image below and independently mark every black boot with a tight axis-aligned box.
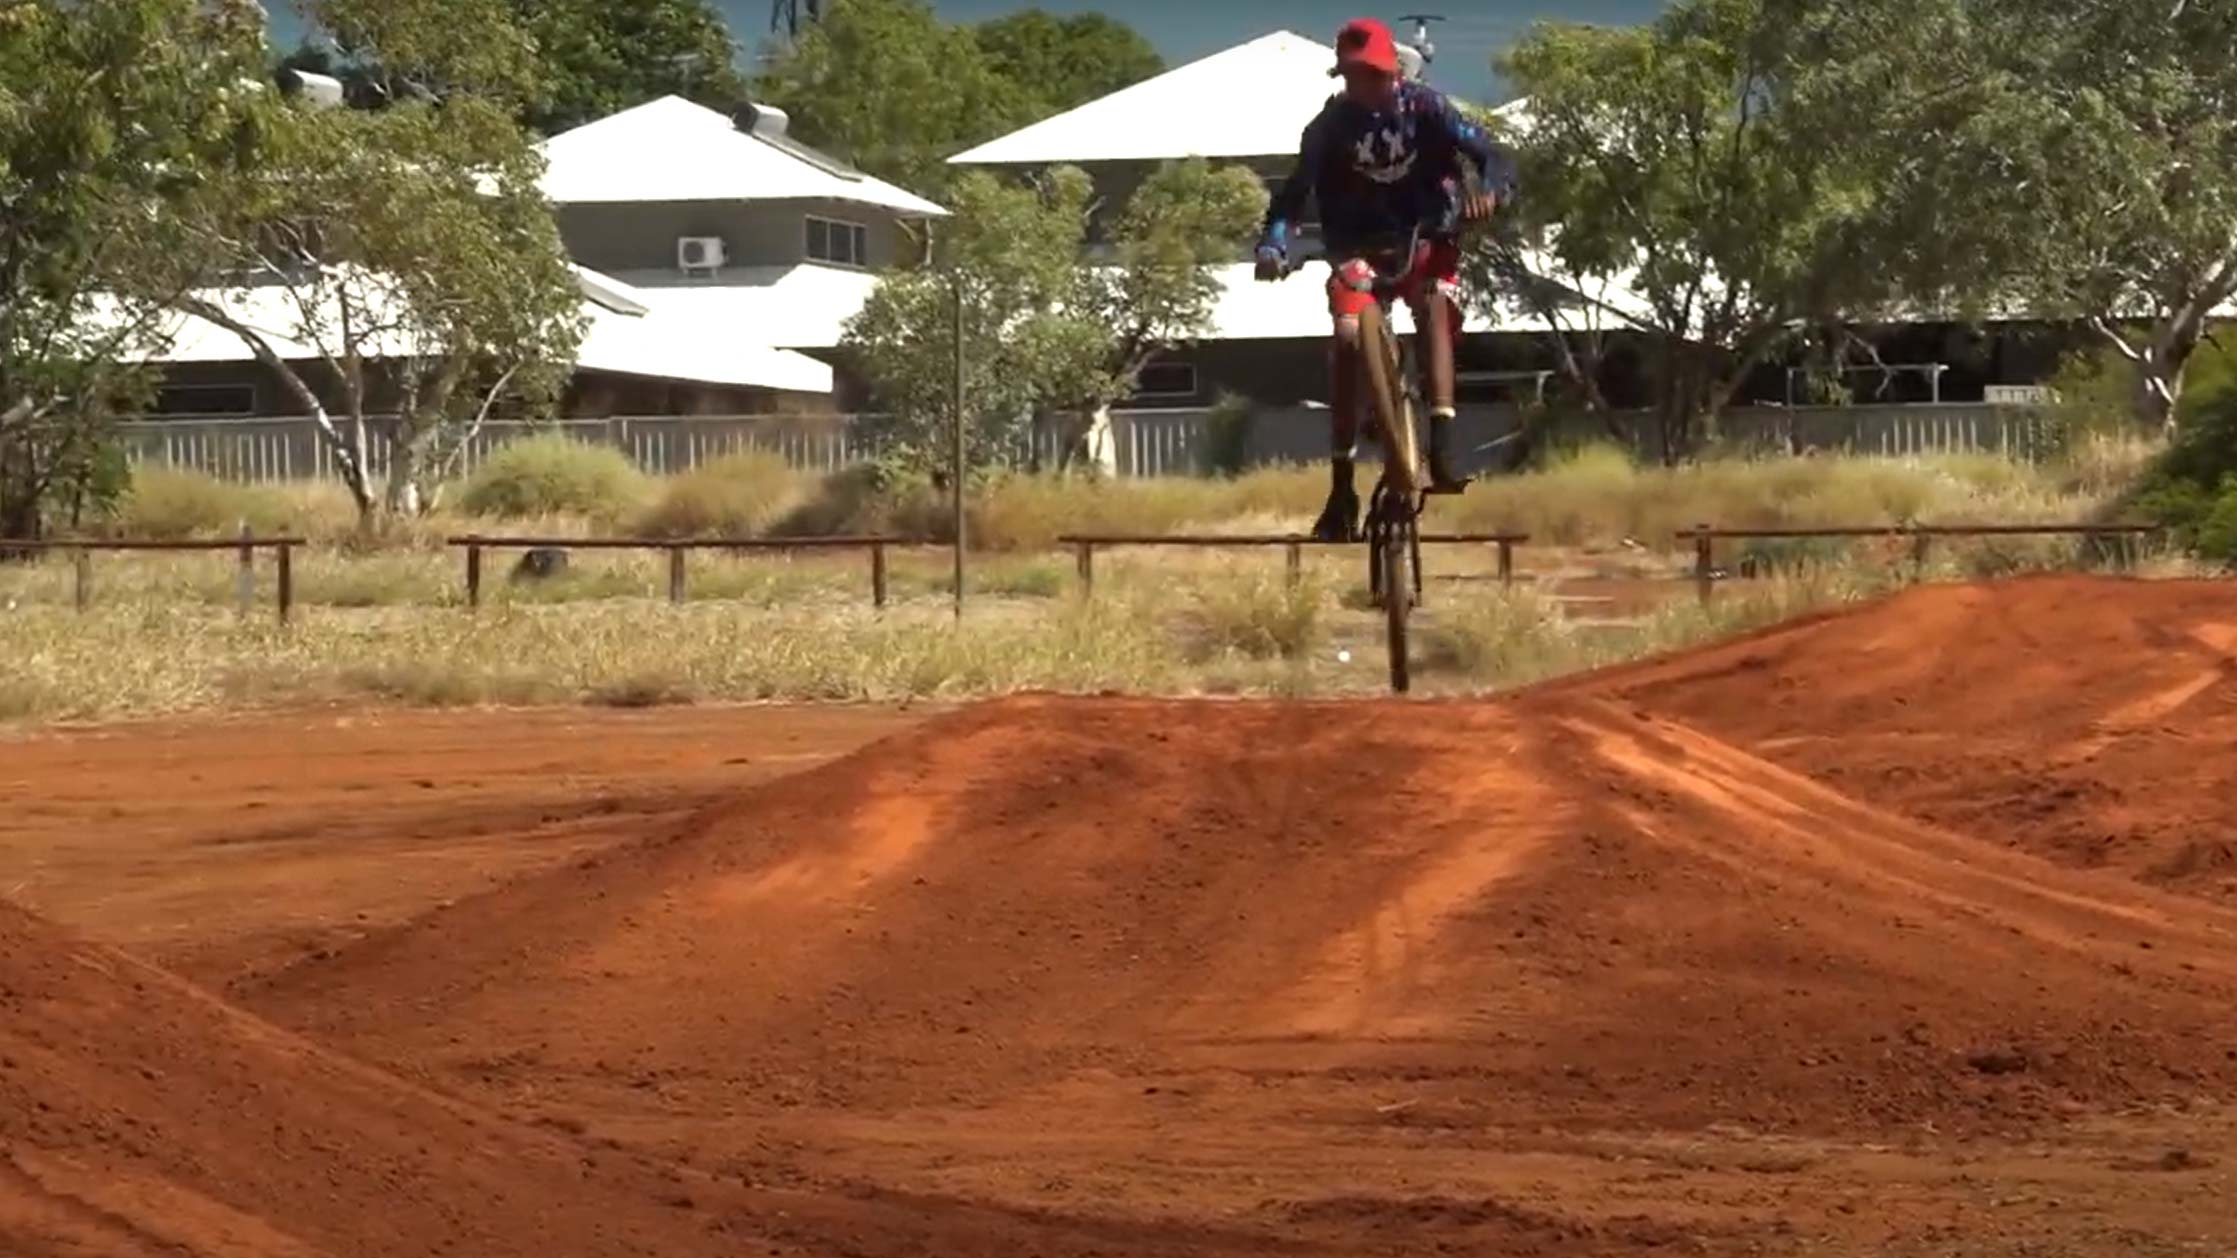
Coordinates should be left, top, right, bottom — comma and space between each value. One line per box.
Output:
1313, 462, 1361, 542
1425, 414, 1468, 492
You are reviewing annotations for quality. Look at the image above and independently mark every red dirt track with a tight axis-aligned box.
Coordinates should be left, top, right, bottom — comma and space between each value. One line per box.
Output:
7, 574, 2237, 1254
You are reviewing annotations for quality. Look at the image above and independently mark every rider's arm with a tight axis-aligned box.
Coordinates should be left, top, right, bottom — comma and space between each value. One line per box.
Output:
1260, 112, 1329, 255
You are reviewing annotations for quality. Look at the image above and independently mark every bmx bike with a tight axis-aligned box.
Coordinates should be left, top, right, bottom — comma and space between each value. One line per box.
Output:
1270, 227, 1472, 695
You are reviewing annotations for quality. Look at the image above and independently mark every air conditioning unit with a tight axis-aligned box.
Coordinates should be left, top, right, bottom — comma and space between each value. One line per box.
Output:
676, 235, 727, 274
734, 101, 790, 139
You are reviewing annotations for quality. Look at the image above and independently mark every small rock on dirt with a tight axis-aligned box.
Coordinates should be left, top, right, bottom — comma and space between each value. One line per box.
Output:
1966, 1048, 2031, 1076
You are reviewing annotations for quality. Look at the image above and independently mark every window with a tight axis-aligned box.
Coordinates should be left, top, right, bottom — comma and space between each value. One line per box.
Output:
805, 215, 869, 267
152, 384, 256, 416
1132, 361, 1198, 401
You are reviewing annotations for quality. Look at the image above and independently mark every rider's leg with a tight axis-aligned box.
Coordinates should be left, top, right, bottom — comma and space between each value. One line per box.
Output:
1313, 260, 1376, 541
1329, 333, 1363, 480
1412, 244, 1468, 489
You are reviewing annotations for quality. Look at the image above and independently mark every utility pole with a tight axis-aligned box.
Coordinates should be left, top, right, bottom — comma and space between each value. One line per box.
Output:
951, 274, 966, 621
769, 0, 823, 39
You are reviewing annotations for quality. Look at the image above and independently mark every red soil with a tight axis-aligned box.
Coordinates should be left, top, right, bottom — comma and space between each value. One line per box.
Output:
10, 573, 2237, 1254
1575, 573, 2237, 897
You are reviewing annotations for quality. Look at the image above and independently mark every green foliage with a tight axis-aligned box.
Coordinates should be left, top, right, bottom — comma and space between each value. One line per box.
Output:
292, 0, 545, 108
972, 10, 1161, 121
183, 15, 587, 524
1899, 0, 2237, 431
637, 451, 805, 537
754, 0, 1162, 195
2127, 383, 2237, 564
0, 0, 273, 538
460, 436, 650, 525
1496, 0, 1887, 462
752, 0, 1017, 193
512, 0, 743, 134
842, 160, 1263, 475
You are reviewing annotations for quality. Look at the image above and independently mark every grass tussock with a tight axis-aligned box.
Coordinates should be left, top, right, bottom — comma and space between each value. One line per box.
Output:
637, 451, 806, 539
459, 435, 651, 528
1179, 565, 1326, 663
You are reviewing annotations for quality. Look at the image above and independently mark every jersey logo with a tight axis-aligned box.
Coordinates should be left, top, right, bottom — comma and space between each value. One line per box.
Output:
1351, 124, 1415, 184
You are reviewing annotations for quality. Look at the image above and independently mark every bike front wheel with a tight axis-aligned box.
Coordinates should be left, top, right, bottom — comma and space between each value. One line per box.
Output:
1382, 525, 1412, 694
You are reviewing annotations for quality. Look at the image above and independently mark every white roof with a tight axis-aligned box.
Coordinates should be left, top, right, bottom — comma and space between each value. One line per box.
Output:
575, 287, 832, 393
109, 264, 833, 395
588, 264, 883, 351
951, 31, 1344, 165
540, 96, 947, 218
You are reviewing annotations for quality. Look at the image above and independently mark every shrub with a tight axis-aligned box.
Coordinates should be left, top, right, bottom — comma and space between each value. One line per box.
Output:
637, 451, 804, 538
114, 466, 292, 540
1182, 567, 1323, 661
459, 435, 649, 526
1417, 589, 1583, 683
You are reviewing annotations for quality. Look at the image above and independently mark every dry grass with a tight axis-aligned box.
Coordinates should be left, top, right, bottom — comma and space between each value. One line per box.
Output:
0, 443, 2173, 726
637, 450, 804, 538
95, 440, 2127, 554
0, 530, 2157, 726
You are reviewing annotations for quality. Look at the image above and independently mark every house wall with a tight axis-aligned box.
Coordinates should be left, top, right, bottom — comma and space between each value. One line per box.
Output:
563, 372, 833, 418
556, 200, 915, 275
1143, 331, 1562, 409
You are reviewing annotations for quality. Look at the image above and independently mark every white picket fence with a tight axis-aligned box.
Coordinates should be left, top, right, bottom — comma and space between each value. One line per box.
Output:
116, 403, 2066, 484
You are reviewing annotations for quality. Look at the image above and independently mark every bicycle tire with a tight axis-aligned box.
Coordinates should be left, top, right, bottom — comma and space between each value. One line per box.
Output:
1354, 301, 1419, 494
1384, 528, 1411, 694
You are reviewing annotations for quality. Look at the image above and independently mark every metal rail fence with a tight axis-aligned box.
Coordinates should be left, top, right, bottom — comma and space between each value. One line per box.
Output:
0, 528, 304, 621
1680, 522, 2166, 604
447, 534, 913, 608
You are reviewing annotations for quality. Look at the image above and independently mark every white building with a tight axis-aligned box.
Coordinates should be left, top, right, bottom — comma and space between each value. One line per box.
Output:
131, 94, 947, 421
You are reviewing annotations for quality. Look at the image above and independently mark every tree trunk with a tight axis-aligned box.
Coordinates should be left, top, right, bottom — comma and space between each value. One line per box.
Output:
1081, 404, 1117, 477
2133, 367, 2179, 439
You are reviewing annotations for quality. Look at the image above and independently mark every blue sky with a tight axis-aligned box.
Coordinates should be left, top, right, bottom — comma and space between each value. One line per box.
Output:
267, 2, 1669, 103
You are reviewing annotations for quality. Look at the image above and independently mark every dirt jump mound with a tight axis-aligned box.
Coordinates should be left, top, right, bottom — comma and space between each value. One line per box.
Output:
255, 675, 2237, 1142
1579, 573, 2237, 895
0, 898, 754, 1257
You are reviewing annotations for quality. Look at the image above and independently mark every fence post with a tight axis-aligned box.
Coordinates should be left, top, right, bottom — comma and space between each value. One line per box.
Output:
466, 540, 483, 610
870, 541, 889, 610
235, 522, 254, 615
1497, 538, 1515, 589
1285, 540, 1302, 589
667, 545, 687, 605
1075, 542, 1094, 597
72, 547, 91, 613
1693, 525, 1714, 605
277, 543, 293, 625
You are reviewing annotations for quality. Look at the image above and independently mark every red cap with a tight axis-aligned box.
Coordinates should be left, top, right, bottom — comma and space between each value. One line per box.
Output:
1329, 18, 1400, 77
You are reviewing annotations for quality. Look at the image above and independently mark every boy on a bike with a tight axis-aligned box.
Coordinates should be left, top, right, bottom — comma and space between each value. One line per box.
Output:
1254, 18, 1518, 542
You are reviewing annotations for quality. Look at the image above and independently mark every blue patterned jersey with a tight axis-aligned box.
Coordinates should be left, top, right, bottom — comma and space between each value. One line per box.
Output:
1260, 80, 1518, 257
